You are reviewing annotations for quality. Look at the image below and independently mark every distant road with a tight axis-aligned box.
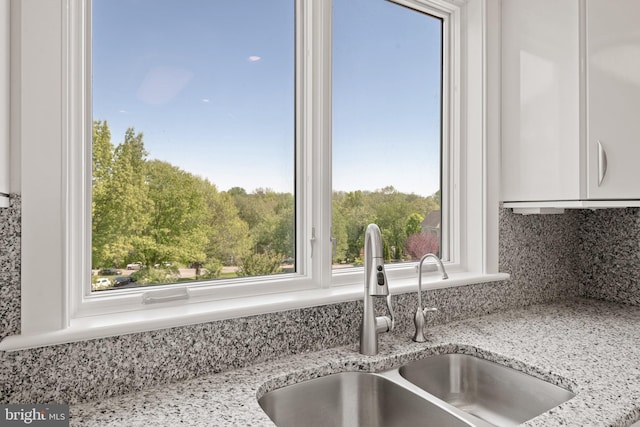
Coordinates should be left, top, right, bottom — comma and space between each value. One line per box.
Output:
179, 266, 239, 278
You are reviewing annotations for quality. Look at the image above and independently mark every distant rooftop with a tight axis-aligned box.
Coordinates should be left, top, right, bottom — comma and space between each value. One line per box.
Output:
421, 210, 441, 230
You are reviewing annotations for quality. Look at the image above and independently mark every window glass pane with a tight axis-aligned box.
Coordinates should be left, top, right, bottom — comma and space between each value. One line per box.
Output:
91, 0, 295, 291
332, 0, 443, 269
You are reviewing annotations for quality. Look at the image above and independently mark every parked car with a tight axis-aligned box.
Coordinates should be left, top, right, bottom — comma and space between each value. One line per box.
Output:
113, 276, 136, 287
96, 278, 111, 287
153, 262, 172, 268
126, 262, 143, 270
98, 268, 121, 275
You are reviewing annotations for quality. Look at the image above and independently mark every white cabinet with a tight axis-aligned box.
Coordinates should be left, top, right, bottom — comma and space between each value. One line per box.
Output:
502, 0, 640, 211
502, 0, 581, 204
586, 0, 640, 199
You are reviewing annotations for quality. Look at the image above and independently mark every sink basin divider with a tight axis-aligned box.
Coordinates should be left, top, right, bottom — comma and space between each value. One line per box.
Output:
375, 368, 496, 427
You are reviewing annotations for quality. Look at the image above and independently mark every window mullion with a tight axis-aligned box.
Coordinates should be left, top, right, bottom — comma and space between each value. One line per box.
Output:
306, 0, 333, 288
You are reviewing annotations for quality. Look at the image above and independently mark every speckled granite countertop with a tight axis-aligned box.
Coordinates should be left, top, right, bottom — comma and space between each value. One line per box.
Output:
70, 298, 640, 426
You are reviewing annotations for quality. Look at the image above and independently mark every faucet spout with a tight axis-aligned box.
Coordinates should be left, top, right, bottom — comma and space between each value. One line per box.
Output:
359, 224, 395, 355
413, 253, 447, 343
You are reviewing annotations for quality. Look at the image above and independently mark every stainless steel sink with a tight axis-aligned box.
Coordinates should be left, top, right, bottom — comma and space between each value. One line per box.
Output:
399, 354, 576, 427
258, 372, 471, 427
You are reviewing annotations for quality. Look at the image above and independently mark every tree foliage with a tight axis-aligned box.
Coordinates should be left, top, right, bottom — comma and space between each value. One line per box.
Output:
331, 187, 440, 263
228, 188, 294, 259
92, 122, 152, 268
405, 232, 440, 260
92, 121, 441, 287
405, 213, 424, 237
131, 266, 181, 285
237, 252, 283, 277
136, 160, 211, 267
201, 183, 251, 265
91, 122, 252, 272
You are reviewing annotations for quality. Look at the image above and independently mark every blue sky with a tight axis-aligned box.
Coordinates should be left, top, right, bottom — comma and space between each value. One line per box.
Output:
92, 0, 442, 197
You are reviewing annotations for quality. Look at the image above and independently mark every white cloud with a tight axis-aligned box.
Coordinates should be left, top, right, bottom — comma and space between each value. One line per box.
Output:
201, 98, 210, 103
248, 55, 262, 62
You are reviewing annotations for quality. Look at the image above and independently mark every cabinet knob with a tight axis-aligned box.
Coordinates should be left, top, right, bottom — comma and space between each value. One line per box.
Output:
597, 140, 608, 186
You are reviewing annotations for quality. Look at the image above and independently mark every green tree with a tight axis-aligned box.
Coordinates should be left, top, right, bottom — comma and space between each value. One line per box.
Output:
373, 188, 411, 261
433, 190, 441, 206
331, 187, 440, 264
331, 197, 349, 263
199, 260, 223, 279
131, 265, 180, 285
92, 120, 113, 183
333, 190, 375, 262
271, 194, 295, 258
134, 160, 210, 267
92, 120, 115, 267
237, 252, 283, 276
230, 188, 294, 259
405, 212, 424, 236
201, 183, 251, 266
92, 124, 152, 268
92, 120, 445, 283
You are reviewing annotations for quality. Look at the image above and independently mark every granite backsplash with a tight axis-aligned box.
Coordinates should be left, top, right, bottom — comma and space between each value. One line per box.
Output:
576, 208, 640, 306
0, 195, 636, 404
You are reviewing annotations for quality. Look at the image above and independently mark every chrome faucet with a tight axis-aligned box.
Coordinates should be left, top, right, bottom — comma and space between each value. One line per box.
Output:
360, 224, 395, 355
413, 253, 448, 343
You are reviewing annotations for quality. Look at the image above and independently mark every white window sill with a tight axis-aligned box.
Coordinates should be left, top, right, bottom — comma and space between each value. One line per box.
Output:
0, 272, 509, 351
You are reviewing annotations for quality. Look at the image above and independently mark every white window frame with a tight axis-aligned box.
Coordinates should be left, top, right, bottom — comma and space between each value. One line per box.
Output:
2, 0, 506, 351
331, 0, 457, 287
72, 0, 320, 317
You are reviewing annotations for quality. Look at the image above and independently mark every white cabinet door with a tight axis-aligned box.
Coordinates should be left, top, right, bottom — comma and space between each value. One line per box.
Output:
587, 0, 640, 199
501, 0, 581, 202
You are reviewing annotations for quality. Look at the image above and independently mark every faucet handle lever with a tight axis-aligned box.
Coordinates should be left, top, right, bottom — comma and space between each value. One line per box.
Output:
375, 294, 396, 334
386, 294, 395, 332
